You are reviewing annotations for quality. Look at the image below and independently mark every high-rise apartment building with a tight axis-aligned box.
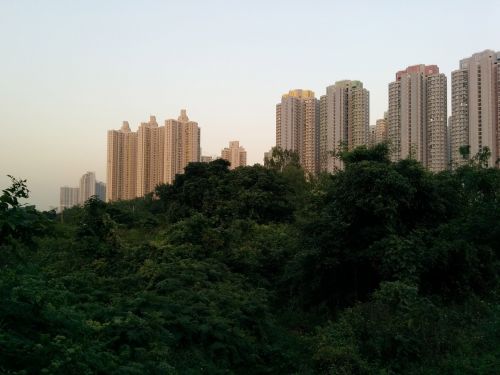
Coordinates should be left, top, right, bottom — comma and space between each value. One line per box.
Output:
137, 116, 164, 197
369, 125, 376, 147
388, 65, 447, 171
60, 174, 105, 211
164, 110, 200, 184
221, 141, 247, 169
375, 115, 388, 144
319, 95, 328, 170
107, 109, 201, 201
95, 181, 106, 202
59, 186, 79, 212
451, 50, 500, 167
79, 171, 96, 205
320, 80, 369, 171
276, 90, 319, 175
107, 121, 138, 202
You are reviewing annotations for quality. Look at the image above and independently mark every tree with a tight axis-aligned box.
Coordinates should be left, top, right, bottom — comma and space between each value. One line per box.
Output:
264, 146, 301, 172
0, 175, 48, 247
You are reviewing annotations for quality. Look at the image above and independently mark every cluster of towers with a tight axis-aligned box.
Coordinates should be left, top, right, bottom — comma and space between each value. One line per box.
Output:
106, 109, 200, 202
106, 110, 248, 203
59, 171, 106, 211
276, 49, 500, 174
100, 49, 499, 204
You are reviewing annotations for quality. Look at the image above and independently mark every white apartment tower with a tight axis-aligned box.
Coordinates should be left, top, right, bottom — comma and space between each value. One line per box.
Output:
320, 80, 369, 172
388, 65, 447, 171
79, 171, 96, 205
451, 50, 500, 167
59, 187, 79, 212
276, 89, 320, 175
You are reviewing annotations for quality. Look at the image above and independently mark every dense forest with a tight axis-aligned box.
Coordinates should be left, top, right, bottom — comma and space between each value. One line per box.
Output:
1, 144, 500, 374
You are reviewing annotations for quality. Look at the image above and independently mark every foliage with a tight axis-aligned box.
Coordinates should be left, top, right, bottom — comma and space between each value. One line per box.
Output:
1, 144, 500, 373
264, 146, 301, 172
0, 175, 49, 251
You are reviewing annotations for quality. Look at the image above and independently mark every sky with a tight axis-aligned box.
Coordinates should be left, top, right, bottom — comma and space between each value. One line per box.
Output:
0, 0, 499, 210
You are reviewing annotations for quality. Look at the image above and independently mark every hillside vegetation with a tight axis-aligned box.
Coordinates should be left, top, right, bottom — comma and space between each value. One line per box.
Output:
1, 144, 500, 374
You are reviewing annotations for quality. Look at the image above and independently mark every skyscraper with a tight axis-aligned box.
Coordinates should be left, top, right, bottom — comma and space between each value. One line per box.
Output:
221, 141, 247, 169
59, 186, 79, 212
164, 109, 201, 184
369, 125, 376, 147
137, 116, 164, 197
451, 50, 500, 167
95, 181, 106, 202
107, 110, 201, 201
79, 171, 96, 205
388, 65, 447, 171
107, 121, 137, 202
320, 80, 369, 171
276, 89, 320, 175
374, 115, 388, 144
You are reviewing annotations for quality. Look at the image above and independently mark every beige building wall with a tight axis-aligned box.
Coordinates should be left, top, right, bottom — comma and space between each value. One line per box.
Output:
319, 95, 328, 171
426, 74, 448, 171
388, 65, 447, 171
276, 89, 319, 175
302, 97, 320, 174
450, 70, 469, 167
164, 110, 200, 184
106, 130, 120, 202
136, 116, 164, 197
451, 50, 500, 167
164, 119, 182, 185
375, 117, 388, 144
182, 120, 201, 169
388, 82, 401, 161
107, 121, 138, 202
221, 140, 247, 169
276, 103, 281, 148
323, 80, 369, 171
369, 125, 376, 147
107, 110, 200, 201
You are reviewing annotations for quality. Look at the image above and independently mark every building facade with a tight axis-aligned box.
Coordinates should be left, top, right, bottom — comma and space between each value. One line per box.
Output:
369, 125, 376, 147
106, 121, 138, 202
374, 115, 388, 144
107, 110, 200, 201
388, 65, 447, 171
59, 187, 79, 212
79, 171, 96, 205
164, 110, 200, 184
320, 80, 370, 171
451, 50, 500, 167
221, 141, 247, 169
95, 181, 106, 202
137, 116, 164, 197
276, 89, 320, 175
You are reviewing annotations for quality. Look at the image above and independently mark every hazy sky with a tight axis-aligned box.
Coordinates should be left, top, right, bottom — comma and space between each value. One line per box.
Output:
0, 0, 498, 210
